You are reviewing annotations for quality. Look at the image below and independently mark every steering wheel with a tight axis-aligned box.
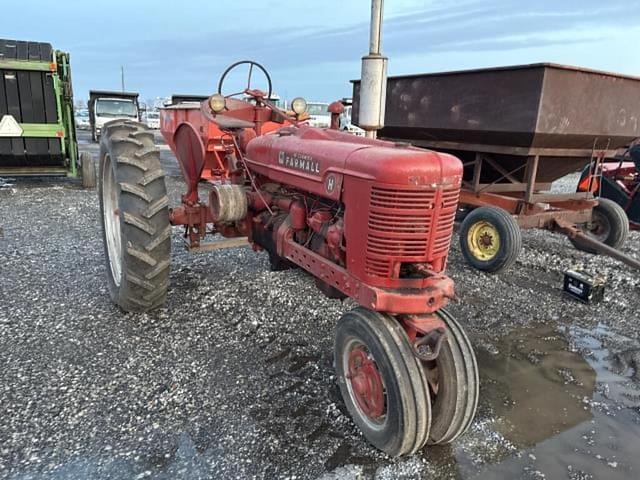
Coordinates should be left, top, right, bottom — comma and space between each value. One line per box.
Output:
217, 60, 273, 100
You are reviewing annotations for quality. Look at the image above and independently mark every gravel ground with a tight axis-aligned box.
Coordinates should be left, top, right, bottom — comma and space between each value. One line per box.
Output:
1, 148, 639, 479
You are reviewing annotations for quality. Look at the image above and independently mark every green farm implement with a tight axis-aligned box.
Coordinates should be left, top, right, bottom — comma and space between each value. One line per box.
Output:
0, 38, 94, 187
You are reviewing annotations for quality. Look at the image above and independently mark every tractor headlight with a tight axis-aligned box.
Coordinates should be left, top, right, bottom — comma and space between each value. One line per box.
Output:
209, 94, 226, 113
291, 97, 307, 115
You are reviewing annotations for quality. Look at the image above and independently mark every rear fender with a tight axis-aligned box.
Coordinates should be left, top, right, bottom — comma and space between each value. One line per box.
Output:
173, 122, 206, 203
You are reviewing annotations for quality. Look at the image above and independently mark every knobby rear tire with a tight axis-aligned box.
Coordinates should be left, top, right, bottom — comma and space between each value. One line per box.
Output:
98, 120, 171, 312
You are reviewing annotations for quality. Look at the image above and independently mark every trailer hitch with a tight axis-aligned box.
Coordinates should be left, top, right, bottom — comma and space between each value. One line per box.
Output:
413, 327, 446, 361
554, 218, 640, 270
402, 314, 448, 361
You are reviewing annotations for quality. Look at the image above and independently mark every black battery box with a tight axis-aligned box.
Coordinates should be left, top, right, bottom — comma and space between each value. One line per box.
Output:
563, 269, 605, 303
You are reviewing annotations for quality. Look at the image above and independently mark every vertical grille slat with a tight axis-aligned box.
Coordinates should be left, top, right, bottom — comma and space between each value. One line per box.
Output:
365, 185, 459, 277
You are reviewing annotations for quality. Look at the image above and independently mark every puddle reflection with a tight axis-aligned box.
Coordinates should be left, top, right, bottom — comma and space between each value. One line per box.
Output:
455, 323, 640, 480
478, 324, 596, 448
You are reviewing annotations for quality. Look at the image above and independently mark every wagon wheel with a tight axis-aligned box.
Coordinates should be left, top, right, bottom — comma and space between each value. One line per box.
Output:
334, 308, 431, 456
420, 309, 479, 444
459, 206, 522, 273
570, 198, 629, 253
217, 60, 273, 100
98, 120, 171, 312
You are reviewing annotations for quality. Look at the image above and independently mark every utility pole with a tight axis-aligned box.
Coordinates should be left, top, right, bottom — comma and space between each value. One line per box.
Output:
359, 0, 387, 139
121, 66, 125, 93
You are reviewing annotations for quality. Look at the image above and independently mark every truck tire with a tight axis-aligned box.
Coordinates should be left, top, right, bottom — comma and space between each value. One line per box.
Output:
98, 120, 171, 312
570, 198, 629, 254
80, 152, 96, 189
459, 206, 521, 273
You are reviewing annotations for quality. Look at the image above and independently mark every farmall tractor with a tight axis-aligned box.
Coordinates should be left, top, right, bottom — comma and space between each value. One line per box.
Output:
97, 61, 478, 456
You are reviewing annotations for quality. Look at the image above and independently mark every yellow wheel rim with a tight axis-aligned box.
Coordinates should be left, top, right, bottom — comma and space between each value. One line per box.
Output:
467, 221, 500, 261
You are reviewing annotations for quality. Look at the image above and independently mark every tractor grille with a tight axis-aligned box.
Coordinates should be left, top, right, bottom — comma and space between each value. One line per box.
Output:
366, 185, 459, 277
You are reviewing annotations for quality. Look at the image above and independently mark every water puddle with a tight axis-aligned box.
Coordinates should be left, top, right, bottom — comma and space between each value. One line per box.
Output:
454, 323, 640, 479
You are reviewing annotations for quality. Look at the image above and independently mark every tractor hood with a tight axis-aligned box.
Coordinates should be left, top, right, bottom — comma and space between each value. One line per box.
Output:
244, 125, 462, 202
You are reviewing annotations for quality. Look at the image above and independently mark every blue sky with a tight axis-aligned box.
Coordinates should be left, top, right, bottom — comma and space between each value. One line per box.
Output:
3, 0, 639, 104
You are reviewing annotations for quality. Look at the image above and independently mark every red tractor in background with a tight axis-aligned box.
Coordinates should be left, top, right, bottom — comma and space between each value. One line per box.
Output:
577, 142, 640, 230
97, 61, 478, 456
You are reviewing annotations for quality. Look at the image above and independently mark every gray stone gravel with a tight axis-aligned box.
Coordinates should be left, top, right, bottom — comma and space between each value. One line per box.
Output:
1, 163, 639, 479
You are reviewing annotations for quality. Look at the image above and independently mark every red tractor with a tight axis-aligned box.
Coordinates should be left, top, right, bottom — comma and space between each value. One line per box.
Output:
97, 61, 478, 456
577, 143, 640, 230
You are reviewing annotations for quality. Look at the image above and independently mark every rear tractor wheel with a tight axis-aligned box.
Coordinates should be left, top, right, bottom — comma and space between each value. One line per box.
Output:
335, 308, 432, 456
98, 120, 171, 312
570, 198, 629, 254
459, 206, 522, 273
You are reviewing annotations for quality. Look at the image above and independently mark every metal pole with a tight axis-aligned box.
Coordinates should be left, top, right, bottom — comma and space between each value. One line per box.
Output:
369, 0, 383, 56
359, 0, 387, 139
365, 0, 383, 139
121, 66, 125, 93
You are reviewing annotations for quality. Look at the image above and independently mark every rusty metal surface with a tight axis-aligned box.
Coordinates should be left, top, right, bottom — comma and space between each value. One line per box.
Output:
352, 63, 640, 151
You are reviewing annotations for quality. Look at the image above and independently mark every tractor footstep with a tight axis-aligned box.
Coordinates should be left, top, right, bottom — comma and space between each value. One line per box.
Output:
186, 237, 248, 252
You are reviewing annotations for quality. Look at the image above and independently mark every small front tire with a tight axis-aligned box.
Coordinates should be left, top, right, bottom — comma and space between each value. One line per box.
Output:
424, 309, 479, 444
334, 308, 431, 456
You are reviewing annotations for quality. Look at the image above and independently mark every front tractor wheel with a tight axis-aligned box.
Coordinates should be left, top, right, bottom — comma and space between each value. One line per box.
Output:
98, 120, 171, 312
570, 198, 629, 254
335, 308, 431, 456
423, 309, 478, 445
459, 206, 522, 273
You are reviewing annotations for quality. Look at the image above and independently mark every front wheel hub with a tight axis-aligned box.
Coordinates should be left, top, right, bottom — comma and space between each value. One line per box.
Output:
347, 348, 385, 420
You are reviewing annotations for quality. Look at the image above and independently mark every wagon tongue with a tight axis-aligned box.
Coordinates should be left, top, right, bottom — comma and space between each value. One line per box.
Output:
555, 218, 640, 271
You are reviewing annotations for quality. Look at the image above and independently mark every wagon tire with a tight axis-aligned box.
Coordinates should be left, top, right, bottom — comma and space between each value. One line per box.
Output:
570, 198, 629, 254
334, 308, 431, 456
80, 152, 96, 189
98, 119, 171, 312
459, 206, 521, 273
